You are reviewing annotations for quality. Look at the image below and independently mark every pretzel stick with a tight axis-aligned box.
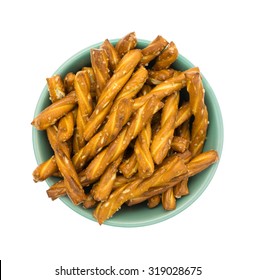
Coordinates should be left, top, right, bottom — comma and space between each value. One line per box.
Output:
140, 35, 168, 66
101, 39, 120, 72
162, 187, 176, 210
147, 69, 176, 85
127, 150, 218, 206
47, 126, 86, 205
31, 91, 77, 130
171, 136, 190, 153
90, 48, 110, 99
57, 110, 74, 142
73, 70, 94, 148
33, 156, 58, 182
46, 180, 67, 200
147, 195, 161, 208
115, 32, 137, 57
72, 98, 133, 171
175, 103, 192, 129
151, 91, 180, 164
186, 71, 209, 157
64, 72, 75, 93
79, 96, 163, 186
46, 75, 66, 102
132, 68, 198, 110
119, 153, 138, 178
94, 155, 188, 224
83, 49, 142, 141
82, 67, 97, 93
134, 122, 154, 178
113, 65, 148, 105
173, 119, 191, 197
120, 100, 191, 178
91, 154, 123, 201
32, 75, 68, 179
152, 41, 179, 70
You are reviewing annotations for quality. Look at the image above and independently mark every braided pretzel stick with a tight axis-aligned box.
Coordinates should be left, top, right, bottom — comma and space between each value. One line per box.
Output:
133, 67, 199, 110
173, 119, 191, 198
115, 32, 137, 57
46, 96, 162, 199
150, 91, 180, 164
127, 150, 218, 206
90, 48, 110, 99
73, 70, 94, 149
152, 41, 179, 70
140, 35, 168, 66
79, 96, 163, 186
119, 100, 192, 178
32, 76, 74, 181
101, 39, 120, 72
83, 49, 142, 141
47, 126, 87, 205
72, 98, 133, 172
31, 91, 77, 130
186, 70, 209, 158
90, 154, 124, 202
94, 154, 188, 224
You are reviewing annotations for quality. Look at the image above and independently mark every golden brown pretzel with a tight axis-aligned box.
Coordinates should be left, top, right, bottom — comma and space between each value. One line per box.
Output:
79, 96, 163, 186
101, 39, 120, 72
83, 49, 142, 141
152, 41, 179, 70
115, 32, 137, 57
72, 98, 133, 171
147, 69, 177, 85
33, 155, 58, 182
64, 72, 75, 93
132, 68, 198, 110
134, 122, 154, 178
186, 71, 209, 157
46, 126, 87, 205
90, 48, 110, 99
150, 91, 180, 164
31, 91, 77, 130
94, 155, 188, 224
91, 154, 123, 202
162, 187, 176, 210
46, 74, 66, 102
140, 35, 168, 66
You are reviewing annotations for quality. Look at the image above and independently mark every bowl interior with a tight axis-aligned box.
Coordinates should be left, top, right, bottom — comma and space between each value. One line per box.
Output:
32, 39, 224, 227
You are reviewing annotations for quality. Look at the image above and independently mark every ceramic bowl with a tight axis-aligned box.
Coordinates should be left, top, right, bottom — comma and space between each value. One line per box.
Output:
32, 39, 224, 227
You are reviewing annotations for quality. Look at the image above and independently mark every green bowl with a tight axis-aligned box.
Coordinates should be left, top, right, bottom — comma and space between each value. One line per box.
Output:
32, 39, 224, 227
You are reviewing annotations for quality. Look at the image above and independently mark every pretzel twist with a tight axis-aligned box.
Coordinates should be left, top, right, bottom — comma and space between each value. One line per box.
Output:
152, 41, 179, 70
140, 35, 168, 66
72, 98, 133, 171
47, 126, 86, 205
186, 71, 209, 157
151, 91, 180, 164
91, 154, 123, 202
101, 39, 120, 72
127, 150, 218, 206
134, 122, 154, 178
79, 96, 163, 186
115, 32, 137, 57
94, 155, 188, 224
132, 68, 198, 110
46, 75, 66, 102
83, 49, 142, 141
31, 91, 77, 130
90, 48, 110, 98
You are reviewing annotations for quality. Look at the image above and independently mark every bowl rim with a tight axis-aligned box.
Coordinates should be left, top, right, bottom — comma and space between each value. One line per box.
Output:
32, 38, 224, 227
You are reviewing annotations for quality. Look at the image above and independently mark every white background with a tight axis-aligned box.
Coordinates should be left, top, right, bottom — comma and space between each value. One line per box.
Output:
1, 0, 255, 279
